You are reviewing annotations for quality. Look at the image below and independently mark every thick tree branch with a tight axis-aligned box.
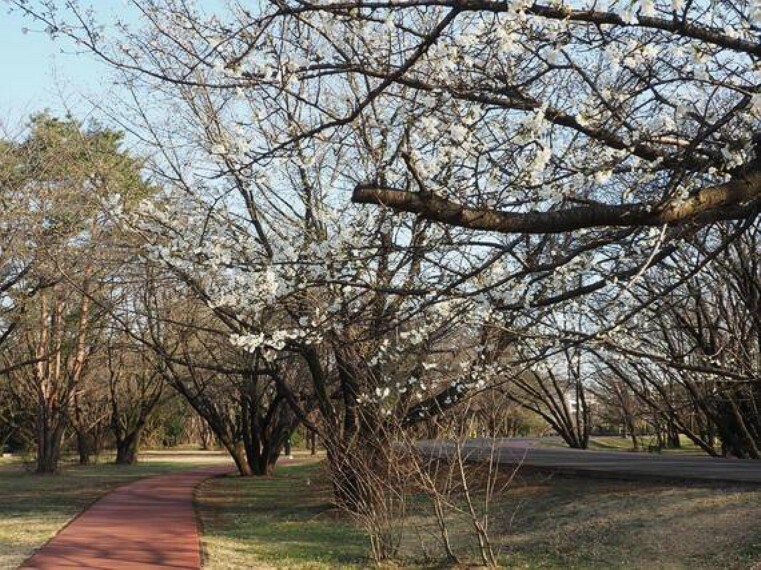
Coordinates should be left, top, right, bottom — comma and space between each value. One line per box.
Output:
353, 169, 761, 234
281, 0, 761, 56
472, 1, 761, 57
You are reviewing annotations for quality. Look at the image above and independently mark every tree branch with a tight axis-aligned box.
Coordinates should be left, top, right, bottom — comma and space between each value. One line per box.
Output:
353, 169, 761, 234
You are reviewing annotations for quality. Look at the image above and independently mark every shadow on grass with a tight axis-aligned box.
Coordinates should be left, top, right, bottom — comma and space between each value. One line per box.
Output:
197, 458, 761, 569
198, 462, 369, 569
498, 472, 761, 569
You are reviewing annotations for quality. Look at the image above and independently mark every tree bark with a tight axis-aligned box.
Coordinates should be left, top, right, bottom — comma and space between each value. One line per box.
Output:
228, 441, 253, 476
115, 429, 142, 465
77, 430, 94, 465
352, 167, 761, 235
35, 424, 63, 474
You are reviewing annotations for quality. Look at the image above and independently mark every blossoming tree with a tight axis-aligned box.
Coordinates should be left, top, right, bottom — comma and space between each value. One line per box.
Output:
9, 0, 759, 477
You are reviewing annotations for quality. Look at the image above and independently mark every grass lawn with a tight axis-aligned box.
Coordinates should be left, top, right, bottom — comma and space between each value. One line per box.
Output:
0, 450, 230, 569
499, 471, 761, 569
197, 456, 368, 570
539, 435, 707, 455
198, 459, 761, 569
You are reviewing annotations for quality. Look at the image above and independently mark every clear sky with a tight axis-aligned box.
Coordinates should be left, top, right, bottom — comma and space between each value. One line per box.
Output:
0, 3, 230, 134
0, 8, 114, 130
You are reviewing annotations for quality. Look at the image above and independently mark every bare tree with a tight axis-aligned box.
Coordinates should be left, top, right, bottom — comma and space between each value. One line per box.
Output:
0, 115, 149, 472
104, 333, 165, 465
598, 222, 761, 457
507, 349, 592, 449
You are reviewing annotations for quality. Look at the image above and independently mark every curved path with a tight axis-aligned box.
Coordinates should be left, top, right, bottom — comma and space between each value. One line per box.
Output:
21, 465, 232, 569
421, 439, 761, 485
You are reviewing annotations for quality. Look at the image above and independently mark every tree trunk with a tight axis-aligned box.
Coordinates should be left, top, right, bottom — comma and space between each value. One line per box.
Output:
36, 433, 62, 474
330, 459, 367, 512
199, 424, 212, 450
667, 421, 681, 448
36, 446, 59, 474
284, 437, 292, 457
244, 432, 282, 476
252, 451, 278, 476
77, 430, 93, 465
35, 403, 64, 474
115, 430, 142, 465
231, 442, 253, 476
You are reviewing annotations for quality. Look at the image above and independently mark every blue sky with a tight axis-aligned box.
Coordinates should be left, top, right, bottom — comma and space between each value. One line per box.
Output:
1, 3, 230, 133
0, 8, 115, 129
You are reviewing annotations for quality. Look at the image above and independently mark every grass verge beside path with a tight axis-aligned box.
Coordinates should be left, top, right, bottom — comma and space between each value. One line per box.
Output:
0, 450, 230, 569
198, 458, 761, 569
501, 472, 761, 569
197, 457, 368, 570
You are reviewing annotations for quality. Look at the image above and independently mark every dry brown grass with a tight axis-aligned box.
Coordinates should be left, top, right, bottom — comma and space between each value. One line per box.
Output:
494, 470, 761, 569
198, 457, 761, 569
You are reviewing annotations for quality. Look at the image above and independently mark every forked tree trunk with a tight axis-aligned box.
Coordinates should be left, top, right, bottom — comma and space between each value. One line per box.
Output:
34, 296, 64, 475
329, 458, 367, 512
243, 430, 284, 476
250, 452, 278, 476
35, 417, 64, 474
34, 286, 92, 474
240, 387, 300, 476
115, 429, 142, 465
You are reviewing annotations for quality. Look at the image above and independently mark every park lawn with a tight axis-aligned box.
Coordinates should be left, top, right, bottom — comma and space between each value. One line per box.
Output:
0, 450, 230, 569
199, 460, 761, 569
587, 434, 706, 455
539, 435, 707, 455
497, 472, 761, 569
197, 456, 368, 570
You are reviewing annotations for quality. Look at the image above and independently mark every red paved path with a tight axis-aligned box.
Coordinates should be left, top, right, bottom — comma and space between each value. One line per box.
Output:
21, 465, 233, 569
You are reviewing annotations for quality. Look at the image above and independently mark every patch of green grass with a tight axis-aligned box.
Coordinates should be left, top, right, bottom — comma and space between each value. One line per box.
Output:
498, 472, 761, 569
587, 434, 704, 454
197, 459, 369, 569
586, 435, 641, 451
199, 458, 761, 569
0, 450, 229, 569
539, 435, 707, 455
398, 470, 761, 568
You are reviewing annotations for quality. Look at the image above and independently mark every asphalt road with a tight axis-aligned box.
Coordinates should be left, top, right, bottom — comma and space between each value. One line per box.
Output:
419, 438, 761, 485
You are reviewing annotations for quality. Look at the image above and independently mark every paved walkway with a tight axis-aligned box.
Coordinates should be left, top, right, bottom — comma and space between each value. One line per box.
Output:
421, 439, 761, 485
21, 465, 232, 569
